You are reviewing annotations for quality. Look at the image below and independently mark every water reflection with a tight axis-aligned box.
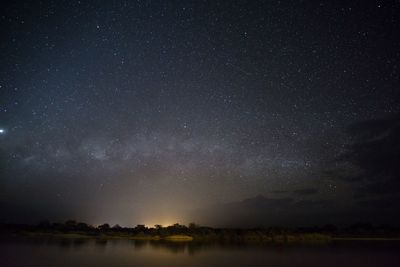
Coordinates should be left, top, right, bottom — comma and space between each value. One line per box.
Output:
1, 237, 400, 267
2, 236, 310, 254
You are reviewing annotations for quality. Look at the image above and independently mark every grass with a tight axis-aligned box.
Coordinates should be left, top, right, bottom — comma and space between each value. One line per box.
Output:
164, 235, 193, 241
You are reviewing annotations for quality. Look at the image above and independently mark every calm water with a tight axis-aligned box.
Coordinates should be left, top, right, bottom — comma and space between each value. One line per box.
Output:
1, 237, 400, 267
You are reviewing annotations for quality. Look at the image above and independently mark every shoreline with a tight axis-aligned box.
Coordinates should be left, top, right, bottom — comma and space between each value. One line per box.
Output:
5, 232, 400, 242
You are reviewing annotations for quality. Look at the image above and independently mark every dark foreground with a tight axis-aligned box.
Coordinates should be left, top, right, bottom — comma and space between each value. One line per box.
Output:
3, 221, 400, 242
1, 236, 400, 267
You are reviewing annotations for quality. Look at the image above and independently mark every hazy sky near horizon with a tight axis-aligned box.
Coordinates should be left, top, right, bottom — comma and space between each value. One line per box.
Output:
1, 0, 399, 227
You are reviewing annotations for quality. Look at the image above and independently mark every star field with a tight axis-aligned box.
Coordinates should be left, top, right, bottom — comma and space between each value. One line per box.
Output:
0, 0, 399, 226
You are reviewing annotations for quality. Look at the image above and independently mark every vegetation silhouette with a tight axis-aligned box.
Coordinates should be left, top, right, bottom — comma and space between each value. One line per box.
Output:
1, 220, 400, 242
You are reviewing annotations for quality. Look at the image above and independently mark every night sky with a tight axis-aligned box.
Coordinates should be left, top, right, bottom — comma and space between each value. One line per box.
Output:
1, 1, 399, 227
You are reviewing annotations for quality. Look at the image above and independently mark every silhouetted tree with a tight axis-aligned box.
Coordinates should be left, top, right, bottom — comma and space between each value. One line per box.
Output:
38, 220, 51, 229
77, 222, 92, 231
65, 220, 77, 226
112, 224, 122, 230
64, 220, 78, 231
135, 224, 146, 232
98, 223, 110, 231
189, 222, 198, 229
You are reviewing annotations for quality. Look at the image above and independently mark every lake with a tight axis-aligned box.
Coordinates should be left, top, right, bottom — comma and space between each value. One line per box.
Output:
1, 237, 400, 267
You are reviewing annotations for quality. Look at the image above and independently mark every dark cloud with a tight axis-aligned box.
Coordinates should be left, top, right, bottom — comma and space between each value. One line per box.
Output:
341, 114, 400, 199
191, 194, 400, 227
270, 190, 289, 194
292, 188, 319, 196
356, 195, 400, 209
354, 181, 400, 198
271, 188, 319, 196
191, 195, 336, 227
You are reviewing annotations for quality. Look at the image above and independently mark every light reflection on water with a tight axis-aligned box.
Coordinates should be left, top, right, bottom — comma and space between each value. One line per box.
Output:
1, 237, 400, 267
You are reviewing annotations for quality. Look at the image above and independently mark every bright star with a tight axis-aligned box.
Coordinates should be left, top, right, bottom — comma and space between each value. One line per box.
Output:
0, 129, 5, 134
